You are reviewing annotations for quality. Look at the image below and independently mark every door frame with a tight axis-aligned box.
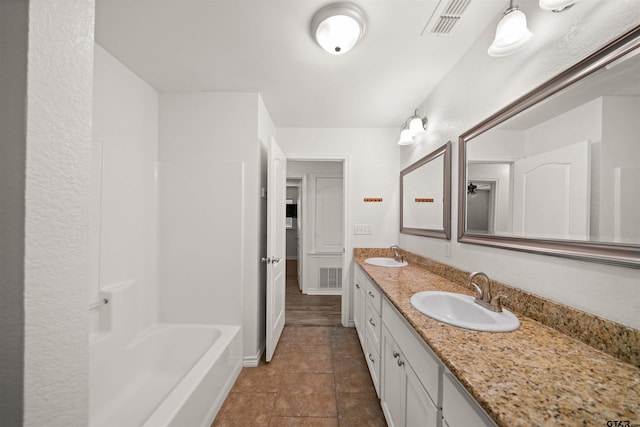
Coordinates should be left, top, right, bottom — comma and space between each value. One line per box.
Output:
286, 154, 350, 327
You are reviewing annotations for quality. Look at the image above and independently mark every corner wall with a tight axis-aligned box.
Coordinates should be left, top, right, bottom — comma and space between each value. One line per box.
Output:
23, 1, 95, 425
159, 92, 265, 359
0, 1, 28, 423
400, 1, 640, 329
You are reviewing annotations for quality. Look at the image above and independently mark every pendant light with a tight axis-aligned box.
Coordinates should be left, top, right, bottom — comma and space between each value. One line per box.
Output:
488, 1, 533, 57
311, 3, 366, 55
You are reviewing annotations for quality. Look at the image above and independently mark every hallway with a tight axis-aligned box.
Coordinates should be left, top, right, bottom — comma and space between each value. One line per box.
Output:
285, 260, 341, 327
212, 260, 386, 426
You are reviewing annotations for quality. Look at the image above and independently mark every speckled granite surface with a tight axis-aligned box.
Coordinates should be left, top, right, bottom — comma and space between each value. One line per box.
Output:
354, 248, 640, 427
355, 248, 640, 367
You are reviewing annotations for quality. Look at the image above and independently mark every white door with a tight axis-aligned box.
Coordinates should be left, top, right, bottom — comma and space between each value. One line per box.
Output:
513, 140, 590, 240
265, 137, 286, 362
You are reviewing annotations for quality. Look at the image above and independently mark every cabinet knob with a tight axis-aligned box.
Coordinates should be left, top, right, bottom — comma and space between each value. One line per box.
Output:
392, 351, 400, 359
355, 283, 360, 289
369, 318, 376, 327
368, 291, 375, 298
368, 353, 375, 363
397, 359, 405, 367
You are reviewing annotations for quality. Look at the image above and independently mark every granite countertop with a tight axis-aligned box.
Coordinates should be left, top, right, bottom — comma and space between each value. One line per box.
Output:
354, 255, 640, 427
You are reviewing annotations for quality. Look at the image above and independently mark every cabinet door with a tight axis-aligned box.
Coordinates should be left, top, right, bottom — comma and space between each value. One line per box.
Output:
442, 372, 495, 427
353, 268, 366, 347
405, 362, 440, 427
381, 325, 404, 427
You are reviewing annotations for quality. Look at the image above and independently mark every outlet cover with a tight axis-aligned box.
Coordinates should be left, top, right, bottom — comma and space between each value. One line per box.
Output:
354, 224, 373, 235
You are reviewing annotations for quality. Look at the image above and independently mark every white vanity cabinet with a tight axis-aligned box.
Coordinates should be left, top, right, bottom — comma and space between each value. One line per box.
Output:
353, 264, 497, 427
353, 265, 383, 396
442, 371, 495, 427
381, 299, 441, 427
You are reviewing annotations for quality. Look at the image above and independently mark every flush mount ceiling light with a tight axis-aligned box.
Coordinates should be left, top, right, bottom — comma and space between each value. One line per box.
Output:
488, 0, 533, 57
311, 2, 366, 55
539, 0, 579, 12
398, 110, 428, 145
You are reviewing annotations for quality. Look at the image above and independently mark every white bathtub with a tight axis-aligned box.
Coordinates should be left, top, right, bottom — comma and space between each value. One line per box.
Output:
90, 324, 242, 427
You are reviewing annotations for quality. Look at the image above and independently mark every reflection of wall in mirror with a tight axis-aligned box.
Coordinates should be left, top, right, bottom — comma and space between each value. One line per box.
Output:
403, 156, 444, 230
469, 95, 640, 243
467, 163, 511, 234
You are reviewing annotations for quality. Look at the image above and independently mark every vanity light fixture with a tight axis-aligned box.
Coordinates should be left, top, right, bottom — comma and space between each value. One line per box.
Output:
539, 0, 579, 12
488, 0, 533, 57
310, 2, 366, 55
398, 110, 428, 145
398, 127, 415, 146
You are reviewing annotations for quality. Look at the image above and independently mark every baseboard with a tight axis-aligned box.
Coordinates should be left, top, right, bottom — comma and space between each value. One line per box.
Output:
243, 345, 264, 367
305, 289, 342, 296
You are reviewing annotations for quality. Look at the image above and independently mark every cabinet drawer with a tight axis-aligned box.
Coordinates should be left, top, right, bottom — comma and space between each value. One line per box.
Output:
443, 372, 495, 427
365, 329, 381, 397
365, 278, 382, 315
365, 299, 381, 353
382, 298, 442, 408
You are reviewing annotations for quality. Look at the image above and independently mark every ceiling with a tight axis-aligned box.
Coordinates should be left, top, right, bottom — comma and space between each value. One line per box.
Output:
95, 0, 505, 128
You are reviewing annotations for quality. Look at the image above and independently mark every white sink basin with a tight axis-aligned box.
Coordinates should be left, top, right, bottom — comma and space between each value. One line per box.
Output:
410, 291, 520, 332
365, 257, 408, 267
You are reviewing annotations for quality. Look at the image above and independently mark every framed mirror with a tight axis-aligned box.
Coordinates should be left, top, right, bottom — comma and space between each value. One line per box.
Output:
458, 25, 640, 268
401, 142, 451, 239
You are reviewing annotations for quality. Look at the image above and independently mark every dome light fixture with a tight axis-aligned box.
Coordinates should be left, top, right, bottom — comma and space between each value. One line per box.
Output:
488, 1, 533, 57
311, 2, 366, 55
539, 0, 579, 12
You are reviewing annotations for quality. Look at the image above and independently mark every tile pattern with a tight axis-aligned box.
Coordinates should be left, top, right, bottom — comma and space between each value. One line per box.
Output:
212, 326, 387, 427
354, 249, 640, 427
355, 248, 640, 366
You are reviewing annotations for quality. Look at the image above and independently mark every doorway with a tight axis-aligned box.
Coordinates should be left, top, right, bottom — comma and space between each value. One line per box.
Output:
285, 159, 345, 327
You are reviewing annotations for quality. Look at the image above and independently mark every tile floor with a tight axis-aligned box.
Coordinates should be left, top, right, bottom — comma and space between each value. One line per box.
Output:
212, 325, 387, 426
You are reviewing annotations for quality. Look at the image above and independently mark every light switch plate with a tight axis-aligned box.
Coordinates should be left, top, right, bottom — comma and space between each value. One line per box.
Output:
354, 224, 373, 235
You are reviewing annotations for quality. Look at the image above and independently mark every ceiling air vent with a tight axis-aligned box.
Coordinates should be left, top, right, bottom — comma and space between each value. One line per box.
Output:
422, 0, 472, 36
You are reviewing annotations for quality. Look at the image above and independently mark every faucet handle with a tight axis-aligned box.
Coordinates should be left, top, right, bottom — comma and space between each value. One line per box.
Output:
490, 295, 508, 311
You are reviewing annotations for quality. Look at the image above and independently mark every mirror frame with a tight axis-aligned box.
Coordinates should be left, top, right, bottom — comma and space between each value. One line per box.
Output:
458, 25, 640, 268
401, 141, 451, 239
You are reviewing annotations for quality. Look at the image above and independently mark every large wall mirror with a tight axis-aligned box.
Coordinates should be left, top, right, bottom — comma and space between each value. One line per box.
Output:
459, 25, 640, 268
401, 142, 451, 239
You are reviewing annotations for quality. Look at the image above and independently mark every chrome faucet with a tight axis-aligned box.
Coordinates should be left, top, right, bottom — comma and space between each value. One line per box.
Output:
389, 245, 403, 263
467, 271, 507, 313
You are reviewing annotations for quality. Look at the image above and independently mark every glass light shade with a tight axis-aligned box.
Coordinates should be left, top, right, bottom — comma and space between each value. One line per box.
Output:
488, 8, 533, 57
315, 15, 362, 55
539, 0, 578, 12
408, 117, 426, 137
311, 3, 366, 55
398, 128, 415, 146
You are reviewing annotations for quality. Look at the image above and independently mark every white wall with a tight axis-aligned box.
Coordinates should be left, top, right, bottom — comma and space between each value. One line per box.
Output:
159, 92, 272, 361
92, 44, 159, 338
20, 1, 94, 425
400, 0, 640, 329
157, 161, 244, 324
